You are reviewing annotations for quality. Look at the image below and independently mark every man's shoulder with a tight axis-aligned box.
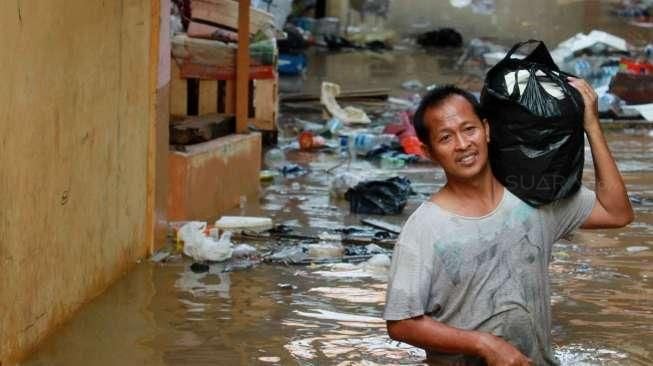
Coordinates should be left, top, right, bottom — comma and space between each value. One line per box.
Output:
398, 202, 449, 243
404, 201, 446, 226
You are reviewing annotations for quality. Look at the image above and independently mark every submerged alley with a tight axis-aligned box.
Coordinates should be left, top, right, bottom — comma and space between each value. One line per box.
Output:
2, 1, 653, 365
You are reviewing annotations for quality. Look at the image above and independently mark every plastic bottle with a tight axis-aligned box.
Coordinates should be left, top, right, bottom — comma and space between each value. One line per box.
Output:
598, 92, 621, 113
264, 148, 286, 169
298, 131, 326, 150
352, 133, 398, 155
338, 134, 351, 158
321, 117, 343, 137
572, 58, 592, 79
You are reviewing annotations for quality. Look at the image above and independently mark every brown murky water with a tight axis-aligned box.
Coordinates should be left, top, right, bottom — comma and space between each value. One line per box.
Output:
25, 2, 652, 365
24, 128, 653, 366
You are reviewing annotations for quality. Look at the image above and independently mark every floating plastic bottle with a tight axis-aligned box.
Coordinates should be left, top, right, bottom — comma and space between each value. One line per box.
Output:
321, 117, 343, 137
264, 148, 286, 169
351, 133, 397, 155
298, 131, 326, 150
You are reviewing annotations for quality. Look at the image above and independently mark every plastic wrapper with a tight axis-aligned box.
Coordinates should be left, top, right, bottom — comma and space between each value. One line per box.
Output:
330, 172, 363, 199
252, 0, 293, 30
177, 222, 233, 262
481, 40, 585, 207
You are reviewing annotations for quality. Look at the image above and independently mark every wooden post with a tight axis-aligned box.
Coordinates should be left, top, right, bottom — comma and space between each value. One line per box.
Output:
147, 0, 162, 254
236, 0, 250, 133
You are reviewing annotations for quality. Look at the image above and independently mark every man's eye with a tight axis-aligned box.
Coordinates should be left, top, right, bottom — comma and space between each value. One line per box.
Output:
465, 126, 476, 132
440, 135, 451, 142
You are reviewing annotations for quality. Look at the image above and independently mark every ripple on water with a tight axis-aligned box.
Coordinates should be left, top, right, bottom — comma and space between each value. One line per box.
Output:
617, 160, 653, 172
555, 344, 629, 365
174, 265, 231, 298
285, 333, 426, 364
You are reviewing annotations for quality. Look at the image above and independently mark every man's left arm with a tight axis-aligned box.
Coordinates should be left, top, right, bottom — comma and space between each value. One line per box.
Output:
568, 77, 634, 229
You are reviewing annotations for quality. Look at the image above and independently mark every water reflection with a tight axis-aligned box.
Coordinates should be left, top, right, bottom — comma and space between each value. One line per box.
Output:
175, 265, 231, 299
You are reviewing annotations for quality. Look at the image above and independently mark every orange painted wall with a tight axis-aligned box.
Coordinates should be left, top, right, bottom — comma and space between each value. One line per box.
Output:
168, 133, 262, 222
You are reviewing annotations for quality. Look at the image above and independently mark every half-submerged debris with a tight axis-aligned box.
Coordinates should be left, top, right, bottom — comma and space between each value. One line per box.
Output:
321, 82, 371, 124
345, 176, 414, 215
215, 216, 274, 233
178, 221, 234, 262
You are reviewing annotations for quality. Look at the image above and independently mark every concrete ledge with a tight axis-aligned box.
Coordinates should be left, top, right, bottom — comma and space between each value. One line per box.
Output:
168, 133, 261, 222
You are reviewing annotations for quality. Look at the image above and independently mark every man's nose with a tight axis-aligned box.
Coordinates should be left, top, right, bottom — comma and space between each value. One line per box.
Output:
454, 133, 470, 150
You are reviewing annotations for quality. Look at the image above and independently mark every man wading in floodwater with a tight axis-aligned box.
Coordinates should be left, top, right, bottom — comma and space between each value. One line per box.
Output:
383, 81, 634, 366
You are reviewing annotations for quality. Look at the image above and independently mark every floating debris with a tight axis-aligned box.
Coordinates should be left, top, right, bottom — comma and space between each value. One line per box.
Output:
258, 356, 281, 363
626, 245, 650, 253
277, 283, 298, 290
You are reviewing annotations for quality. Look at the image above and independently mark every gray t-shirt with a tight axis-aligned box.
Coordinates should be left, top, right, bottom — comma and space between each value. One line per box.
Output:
383, 186, 596, 366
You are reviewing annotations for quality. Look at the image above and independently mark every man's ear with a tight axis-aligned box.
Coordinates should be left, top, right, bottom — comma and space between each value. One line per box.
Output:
421, 143, 437, 162
482, 118, 490, 143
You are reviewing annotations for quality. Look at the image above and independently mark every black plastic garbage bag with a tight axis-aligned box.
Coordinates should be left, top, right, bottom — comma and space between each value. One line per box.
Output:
277, 25, 308, 53
345, 177, 414, 215
481, 40, 585, 207
417, 28, 463, 48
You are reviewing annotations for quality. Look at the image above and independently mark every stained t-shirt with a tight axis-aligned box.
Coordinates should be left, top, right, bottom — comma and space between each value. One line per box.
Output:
383, 186, 596, 366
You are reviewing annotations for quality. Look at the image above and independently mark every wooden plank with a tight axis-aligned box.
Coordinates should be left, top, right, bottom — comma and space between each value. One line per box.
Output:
191, 0, 274, 34
170, 114, 236, 145
171, 34, 274, 69
187, 20, 239, 42
179, 61, 276, 81
250, 77, 278, 130
281, 88, 390, 103
171, 34, 236, 66
199, 80, 218, 114
599, 119, 653, 129
225, 80, 236, 114
236, 0, 251, 133
146, 0, 162, 254
170, 60, 187, 116
360, 218, 402, 234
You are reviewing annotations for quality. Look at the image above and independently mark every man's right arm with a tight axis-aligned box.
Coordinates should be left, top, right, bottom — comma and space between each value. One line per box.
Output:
386, 316, 532, 366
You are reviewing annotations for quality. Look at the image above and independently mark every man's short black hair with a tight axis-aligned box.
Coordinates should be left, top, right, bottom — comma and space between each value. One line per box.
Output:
413, 85, 483, 148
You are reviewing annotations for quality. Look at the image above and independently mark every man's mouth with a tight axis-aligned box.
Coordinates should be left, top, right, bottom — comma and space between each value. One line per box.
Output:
456, 151, 478, 166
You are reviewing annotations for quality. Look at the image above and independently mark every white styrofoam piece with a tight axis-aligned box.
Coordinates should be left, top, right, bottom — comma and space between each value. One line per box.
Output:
215, 216, 274, 232
623, 104, 653, 122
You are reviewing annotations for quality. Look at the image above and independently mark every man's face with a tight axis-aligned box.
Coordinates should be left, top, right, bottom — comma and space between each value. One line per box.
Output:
423, 95, 490, 180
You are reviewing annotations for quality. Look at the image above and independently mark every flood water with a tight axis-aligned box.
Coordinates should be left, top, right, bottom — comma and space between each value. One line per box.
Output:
24, 127, 653, 366
25, 1, 653, 365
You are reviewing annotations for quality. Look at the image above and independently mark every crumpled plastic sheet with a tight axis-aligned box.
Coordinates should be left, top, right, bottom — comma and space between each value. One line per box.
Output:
321, 82, 371, 124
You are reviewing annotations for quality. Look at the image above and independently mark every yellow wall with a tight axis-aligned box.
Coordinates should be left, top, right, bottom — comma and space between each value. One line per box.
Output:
0, 0, 156, 362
